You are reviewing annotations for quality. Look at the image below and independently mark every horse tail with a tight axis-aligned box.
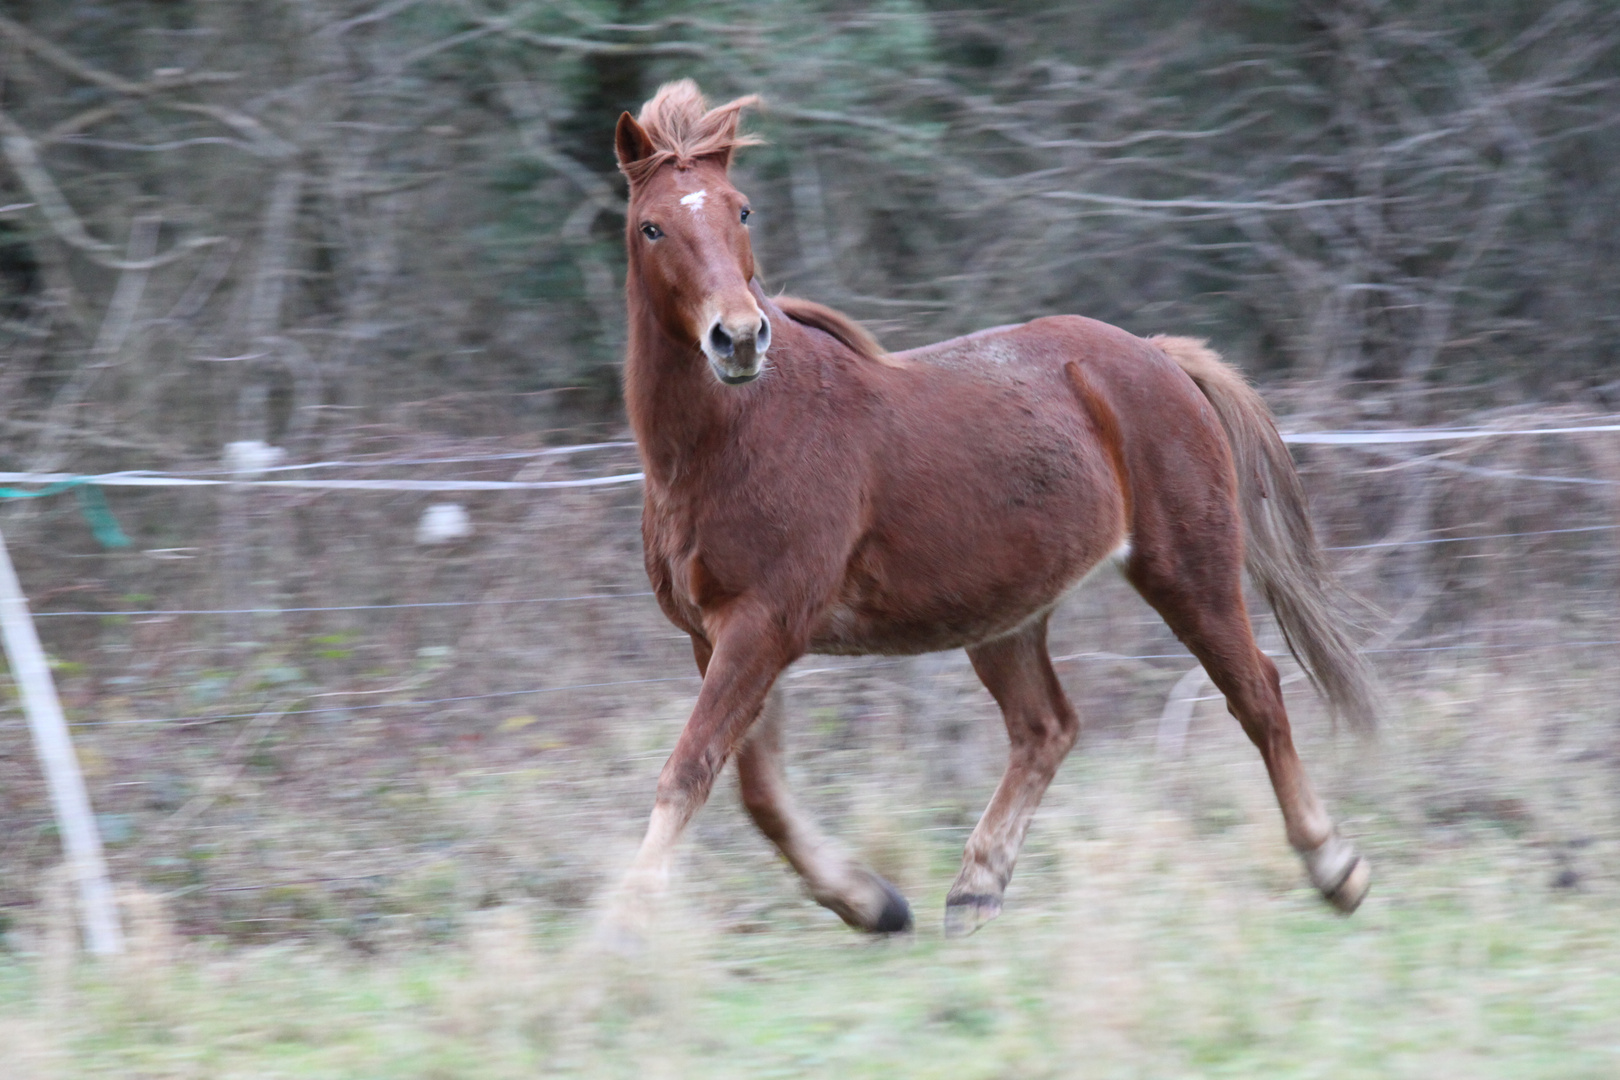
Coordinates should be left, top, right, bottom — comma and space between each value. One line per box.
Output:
1150, 335, 1383, 732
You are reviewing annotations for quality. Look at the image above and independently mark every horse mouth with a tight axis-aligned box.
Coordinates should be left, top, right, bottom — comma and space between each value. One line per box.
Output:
708, 343, 764, 384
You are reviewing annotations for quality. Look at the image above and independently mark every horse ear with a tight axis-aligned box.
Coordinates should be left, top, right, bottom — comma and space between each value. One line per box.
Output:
615, 112, 656, 173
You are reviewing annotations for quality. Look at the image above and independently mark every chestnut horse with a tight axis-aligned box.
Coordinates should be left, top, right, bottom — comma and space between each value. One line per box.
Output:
607, 80, 1378, 938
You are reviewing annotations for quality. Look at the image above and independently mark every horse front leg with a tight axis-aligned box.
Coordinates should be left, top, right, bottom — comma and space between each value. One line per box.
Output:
601, 605, 795, 944
736, 685, 912, 933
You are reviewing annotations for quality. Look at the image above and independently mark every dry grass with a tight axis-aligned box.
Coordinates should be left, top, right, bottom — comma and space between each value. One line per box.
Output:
3, 663, 1620, 1077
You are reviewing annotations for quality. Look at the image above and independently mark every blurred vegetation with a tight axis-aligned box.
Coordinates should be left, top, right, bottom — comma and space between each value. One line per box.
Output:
0, 0, 1617, 477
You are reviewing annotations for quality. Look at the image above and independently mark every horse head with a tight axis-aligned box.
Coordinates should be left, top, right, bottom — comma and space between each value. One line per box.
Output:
616, 80, 770, 385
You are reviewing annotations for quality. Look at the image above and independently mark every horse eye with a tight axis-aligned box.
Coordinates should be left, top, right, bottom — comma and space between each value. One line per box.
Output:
640, 223, 663, 241
740, 207, 752, 224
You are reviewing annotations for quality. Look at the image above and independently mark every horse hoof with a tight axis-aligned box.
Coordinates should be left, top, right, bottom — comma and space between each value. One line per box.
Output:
943, 892, 1002, 938
594, 888, 658, 955
1304, 833, 1369, 916
1322, 856, 1370, 915
592, 914, 650, 956
826, 874, 913, 934
871, 878, 914, 934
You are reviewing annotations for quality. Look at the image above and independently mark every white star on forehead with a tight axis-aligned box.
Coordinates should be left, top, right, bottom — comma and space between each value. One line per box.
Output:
679, 189, 707, 214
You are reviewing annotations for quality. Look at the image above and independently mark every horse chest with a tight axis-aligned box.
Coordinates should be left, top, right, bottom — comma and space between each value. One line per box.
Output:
642, 498, 752, 624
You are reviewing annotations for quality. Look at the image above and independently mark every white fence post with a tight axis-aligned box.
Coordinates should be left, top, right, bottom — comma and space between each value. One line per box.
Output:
0, 527, 122, 955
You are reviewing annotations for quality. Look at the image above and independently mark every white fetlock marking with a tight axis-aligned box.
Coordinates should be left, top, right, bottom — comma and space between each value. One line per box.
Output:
1304, 833, 1357, 893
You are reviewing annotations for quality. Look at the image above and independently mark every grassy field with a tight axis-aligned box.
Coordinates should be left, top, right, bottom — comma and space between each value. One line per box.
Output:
4, 686, 1619, 1080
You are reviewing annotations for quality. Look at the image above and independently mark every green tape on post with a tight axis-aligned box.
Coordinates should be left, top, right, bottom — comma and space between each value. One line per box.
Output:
71, 484, 132, 549
0, 480, 82, 500
0, 480, 132, 549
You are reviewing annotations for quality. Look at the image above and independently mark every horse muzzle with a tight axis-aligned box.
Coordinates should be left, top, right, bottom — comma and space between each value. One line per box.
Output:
703, 313, 771, 385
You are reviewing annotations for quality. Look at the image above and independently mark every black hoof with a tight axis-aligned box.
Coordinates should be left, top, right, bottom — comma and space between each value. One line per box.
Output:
871, 878, 913, 934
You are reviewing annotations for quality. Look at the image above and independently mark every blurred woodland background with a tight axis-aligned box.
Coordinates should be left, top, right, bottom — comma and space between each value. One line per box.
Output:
3, 0, 1619, 443
2, 3, 1620, 1075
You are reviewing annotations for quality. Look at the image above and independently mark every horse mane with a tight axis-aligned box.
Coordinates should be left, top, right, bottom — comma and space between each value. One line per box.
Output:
774, 295, 901, 366
620, 80, 764, 185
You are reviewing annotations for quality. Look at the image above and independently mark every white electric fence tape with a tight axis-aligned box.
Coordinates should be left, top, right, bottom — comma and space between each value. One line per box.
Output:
0, 423, 1612, 493
1279, 422, 1620, 444
0, 469, 647, 491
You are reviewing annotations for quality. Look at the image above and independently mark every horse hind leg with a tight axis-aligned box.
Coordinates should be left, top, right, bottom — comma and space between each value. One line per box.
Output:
946, 615, 1080, 936
736, 686, 912, 933
1124, 528, 1370, 913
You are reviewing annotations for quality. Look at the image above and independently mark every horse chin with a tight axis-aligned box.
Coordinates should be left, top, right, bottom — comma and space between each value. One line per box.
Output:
710, 359, 763, 385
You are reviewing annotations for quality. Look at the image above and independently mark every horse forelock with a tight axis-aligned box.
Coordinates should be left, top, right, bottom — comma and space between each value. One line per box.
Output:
622, 79, 764, 186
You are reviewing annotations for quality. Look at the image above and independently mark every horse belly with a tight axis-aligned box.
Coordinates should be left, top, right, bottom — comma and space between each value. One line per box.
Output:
809, 463, 1124, 656
810, 602, 1058, 656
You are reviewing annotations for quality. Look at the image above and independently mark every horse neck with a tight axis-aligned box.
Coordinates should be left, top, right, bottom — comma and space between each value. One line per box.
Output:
623, 294, 742, 489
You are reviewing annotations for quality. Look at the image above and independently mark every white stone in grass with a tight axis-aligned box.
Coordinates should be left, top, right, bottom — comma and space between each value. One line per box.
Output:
417, 503, 472, 545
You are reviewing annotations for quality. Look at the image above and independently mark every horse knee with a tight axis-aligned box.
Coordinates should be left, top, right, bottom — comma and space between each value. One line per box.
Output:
1048, 709, 1080, 756
1012, 707, 1079, 768
655, 754, 719, 816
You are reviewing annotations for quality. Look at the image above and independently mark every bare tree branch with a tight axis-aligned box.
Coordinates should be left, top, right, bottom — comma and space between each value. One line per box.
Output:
0, 107, 224, 269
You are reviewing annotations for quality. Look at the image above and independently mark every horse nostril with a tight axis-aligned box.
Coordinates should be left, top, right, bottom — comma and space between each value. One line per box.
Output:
757, 316, 771, 351
709, 323, 734, 357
